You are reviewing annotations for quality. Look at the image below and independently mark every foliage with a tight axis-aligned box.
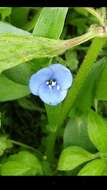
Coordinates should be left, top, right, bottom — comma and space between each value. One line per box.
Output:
0, 7, 107, 176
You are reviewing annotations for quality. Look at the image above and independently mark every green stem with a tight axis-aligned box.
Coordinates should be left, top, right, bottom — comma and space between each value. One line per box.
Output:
84, 7, 105, 25
45, 26, 106, 128
10, 139, 43, 159
45, 131, 57, 163
46, 37, 106, 164
64, 31, 98, 49
58, 37, 106, 127
100, 7, 106, 23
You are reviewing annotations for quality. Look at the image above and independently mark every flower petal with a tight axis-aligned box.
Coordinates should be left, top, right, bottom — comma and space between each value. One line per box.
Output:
29, 67, 53, 95
49, 64, 73, 89
39, 83, 68, 105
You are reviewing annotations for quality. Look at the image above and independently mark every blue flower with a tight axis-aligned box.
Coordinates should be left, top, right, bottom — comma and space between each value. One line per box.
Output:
29, 64, 73, 106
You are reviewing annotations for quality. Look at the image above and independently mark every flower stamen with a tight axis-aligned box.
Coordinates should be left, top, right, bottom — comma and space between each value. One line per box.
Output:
46, 79, 57, 88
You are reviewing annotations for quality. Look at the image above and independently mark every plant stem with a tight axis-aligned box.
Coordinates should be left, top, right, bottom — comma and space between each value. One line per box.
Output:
10, 139, 43, 159
45, 131, 57, 163
100, 7, 106, 23
64, 31, 97, 49
84, 7, 105, 26
46, 37, 106, 164
45, 26, 106, 126
59, 37, 106, 127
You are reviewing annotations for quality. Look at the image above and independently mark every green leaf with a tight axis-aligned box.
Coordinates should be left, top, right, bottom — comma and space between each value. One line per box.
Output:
0, 8, 68, 102
0, 24, 100, 74
0, 21, 30, 35
64, 113, 96, 152
95, 58, 107, 100
0, 74, 29, 102
58, 146, 95, 171
0, 33, 72, 73
78, 159, 105, 176
33, 7, 68, 78
32, 7, 68, 77
88, 110, 107, 154
0, 21, 34, 85
4, 62, 33, 85
71, 57, 105, 114
0, 34, 58, 73
33, 8, 68, 39
0, 7, 12, 20
0, 135, 13, 156
1, 150, 43, 176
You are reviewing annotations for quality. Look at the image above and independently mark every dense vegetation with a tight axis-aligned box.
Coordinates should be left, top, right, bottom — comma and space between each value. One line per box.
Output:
0, 7, 107, 176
